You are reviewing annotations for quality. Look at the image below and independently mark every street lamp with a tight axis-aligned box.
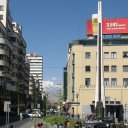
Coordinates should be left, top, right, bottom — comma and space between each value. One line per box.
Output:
44, 93, 48, 117
124, 104, 127, 122
76, 92, 79, 115
34, 77, 39, 128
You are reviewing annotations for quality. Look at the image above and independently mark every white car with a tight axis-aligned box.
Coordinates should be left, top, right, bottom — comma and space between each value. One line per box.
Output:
28, 111, 42, 118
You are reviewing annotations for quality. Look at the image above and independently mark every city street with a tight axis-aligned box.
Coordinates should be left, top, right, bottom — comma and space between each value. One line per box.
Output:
0, 118, 53, 128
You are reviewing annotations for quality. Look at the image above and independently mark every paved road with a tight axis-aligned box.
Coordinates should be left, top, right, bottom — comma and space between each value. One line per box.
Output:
0, 118, 54, 128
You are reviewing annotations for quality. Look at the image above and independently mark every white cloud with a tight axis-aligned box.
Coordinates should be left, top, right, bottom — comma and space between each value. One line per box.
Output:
51, 77, 57, 81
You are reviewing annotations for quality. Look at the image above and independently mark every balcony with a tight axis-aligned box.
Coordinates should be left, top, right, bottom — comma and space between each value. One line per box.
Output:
80, 84, 128, 89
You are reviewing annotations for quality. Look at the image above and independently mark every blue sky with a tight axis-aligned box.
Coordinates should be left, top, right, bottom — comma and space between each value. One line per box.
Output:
9, 0, 128, 84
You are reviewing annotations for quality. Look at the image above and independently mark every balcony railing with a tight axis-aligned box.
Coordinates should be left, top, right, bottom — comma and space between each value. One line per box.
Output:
80, 84, 128, 89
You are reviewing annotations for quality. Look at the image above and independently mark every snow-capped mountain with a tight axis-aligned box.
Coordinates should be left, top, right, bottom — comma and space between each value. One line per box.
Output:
42, 81, 63, 103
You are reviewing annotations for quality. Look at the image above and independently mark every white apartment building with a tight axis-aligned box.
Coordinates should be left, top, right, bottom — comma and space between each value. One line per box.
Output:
26, 53, 43, 91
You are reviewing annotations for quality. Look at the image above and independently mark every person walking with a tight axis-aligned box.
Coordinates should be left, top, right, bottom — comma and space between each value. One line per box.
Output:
64, 120, 70, 128
54, 122, 59, 128
74, 121, 79, 128
10, 125, 13, 128
37, 123, 41, 128
59, 123, 63, 128
40, 122, 44, 128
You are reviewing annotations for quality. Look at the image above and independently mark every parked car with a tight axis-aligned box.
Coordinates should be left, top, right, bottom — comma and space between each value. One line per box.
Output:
22, 112, 30, 119
33, 109, 44, 117
86, 121, 107, 128
103, 117, 115, 128
28, 111, 42, 118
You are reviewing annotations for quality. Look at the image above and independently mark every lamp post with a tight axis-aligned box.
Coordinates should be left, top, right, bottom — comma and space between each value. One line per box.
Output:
76, 92, 79, 115
17, 84, 20, 116
125, 104, 127, 122
34, 77, 39, 128
17, 82, 22, 116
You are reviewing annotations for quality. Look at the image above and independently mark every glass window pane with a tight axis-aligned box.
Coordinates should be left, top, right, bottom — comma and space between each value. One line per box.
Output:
111, 66, 117, 72
85, 52, 90, 59
104, 66, 109, 72
0, 15, 3, 20
104, 52, 109, 59
111, 78, 117, 86
104, 78, 109, 86
85, 66, 90, 72
123, 66, 128, 72
111, 52, 116, 58
123, 78, 128, 87
85, 78, 90, 87
123, 52, 128, 58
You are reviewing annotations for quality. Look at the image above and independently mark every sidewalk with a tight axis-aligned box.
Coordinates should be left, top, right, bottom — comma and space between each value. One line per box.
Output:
0, 118, 54, 128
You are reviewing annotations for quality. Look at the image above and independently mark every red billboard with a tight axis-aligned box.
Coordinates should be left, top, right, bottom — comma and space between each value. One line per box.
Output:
86, 18, 128, 35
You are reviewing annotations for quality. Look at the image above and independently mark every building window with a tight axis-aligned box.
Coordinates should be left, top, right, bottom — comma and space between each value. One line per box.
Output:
123, 78, 128, 87
123, 66, 128, 72
0, 15, 3, 20
111, 66, 117, 72
72, 54, 75, 64
85, 66, 90, 72
0, 6, 4, 11
111, 52, 116, 58
85, 78, 90, 87
8, 37, 16, 42
104, 52, 109, 58
104, 66, 109, 72
85, 52, 90, 59
123, 51, 128, 58
111, 78, 117, 86
104, 78, 109, 86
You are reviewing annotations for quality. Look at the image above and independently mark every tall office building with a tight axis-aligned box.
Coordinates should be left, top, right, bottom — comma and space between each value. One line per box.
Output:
26, 53, 43, 91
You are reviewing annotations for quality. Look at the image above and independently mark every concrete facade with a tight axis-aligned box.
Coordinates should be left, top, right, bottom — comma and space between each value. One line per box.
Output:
0, 0, 29, 115
66, 38, 128, 120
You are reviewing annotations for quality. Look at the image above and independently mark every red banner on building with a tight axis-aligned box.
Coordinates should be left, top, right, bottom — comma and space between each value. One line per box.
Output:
86, 18, 128, 35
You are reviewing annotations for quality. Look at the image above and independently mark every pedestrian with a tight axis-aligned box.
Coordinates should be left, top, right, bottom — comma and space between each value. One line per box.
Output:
54, 122, 59, 128
77, 113, 80, 119
79, 121, 82, 128
64, 119, 70, 128
74, 121, 79, 128
64, 119, 68, 128
66, 121, 70, 128
71, 113, 74, 118
40, 122, 44, 128
59, 123, 63, 128
10, 125, 13, 128
83, 112, 85, 119
37, 123, 41, 128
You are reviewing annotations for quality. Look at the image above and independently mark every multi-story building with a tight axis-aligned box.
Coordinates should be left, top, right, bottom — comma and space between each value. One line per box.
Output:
66, 37, 128, 120
0, 0, 29, 115
26, 53, 43, 93
63, 67, 67, 101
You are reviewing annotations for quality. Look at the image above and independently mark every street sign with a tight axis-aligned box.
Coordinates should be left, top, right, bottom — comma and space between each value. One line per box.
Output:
4, 101, 11, 112
37, 104, 40, 108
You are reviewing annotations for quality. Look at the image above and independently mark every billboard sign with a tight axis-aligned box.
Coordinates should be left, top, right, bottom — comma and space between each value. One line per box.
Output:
92, 14, 98, 35
87, 18, 128, 35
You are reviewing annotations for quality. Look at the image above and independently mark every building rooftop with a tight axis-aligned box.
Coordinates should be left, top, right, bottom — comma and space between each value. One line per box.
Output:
69, 38, 128, 48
